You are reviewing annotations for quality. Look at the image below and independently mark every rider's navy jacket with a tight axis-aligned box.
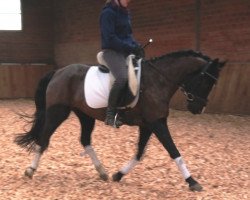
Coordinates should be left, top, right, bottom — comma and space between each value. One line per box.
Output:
100, 2, 138, 55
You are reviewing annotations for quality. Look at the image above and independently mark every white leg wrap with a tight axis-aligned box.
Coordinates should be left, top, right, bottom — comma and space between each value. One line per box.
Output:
31, 145, 42, 169
120, 158, 139, 175
83, 145, 101, 166
174, 157, 191, 179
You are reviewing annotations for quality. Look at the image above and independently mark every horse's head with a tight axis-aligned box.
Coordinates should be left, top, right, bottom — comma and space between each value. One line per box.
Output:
181, 58, 226, 114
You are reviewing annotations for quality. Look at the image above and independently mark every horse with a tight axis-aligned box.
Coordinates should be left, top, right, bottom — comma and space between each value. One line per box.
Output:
15, 49, 226, 192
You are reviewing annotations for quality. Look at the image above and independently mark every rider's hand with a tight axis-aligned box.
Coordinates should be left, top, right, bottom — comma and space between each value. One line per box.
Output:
132, 45, 145, 58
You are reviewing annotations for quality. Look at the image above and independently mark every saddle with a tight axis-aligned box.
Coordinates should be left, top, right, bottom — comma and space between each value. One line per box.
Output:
84, 52, 142, 109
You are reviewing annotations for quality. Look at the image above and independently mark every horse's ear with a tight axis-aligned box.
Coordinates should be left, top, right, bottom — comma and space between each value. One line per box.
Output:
211, 58, 219, 68
219, 59, 227, 69
213, 58, 219, 63
213, 58, 226, 70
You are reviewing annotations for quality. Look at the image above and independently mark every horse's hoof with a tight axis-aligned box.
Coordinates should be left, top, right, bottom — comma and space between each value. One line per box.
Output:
95, 165, 108, 181
112, 172, 124, 182
24, 167, 35, 179
99, 173, 109, 181
189, 183, 203, 192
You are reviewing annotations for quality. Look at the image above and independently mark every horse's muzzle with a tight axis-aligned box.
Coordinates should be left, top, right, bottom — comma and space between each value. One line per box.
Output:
187, 100, 206, 115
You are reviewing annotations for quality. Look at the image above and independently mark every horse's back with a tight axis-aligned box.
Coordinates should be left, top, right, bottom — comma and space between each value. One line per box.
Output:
46, 64, 90, 106
56, 63, 89, 77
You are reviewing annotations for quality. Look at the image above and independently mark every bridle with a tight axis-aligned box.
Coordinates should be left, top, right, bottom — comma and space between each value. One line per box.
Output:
180, 60, 218, 103
200, 61, 218, 82
146, 59, 218, 104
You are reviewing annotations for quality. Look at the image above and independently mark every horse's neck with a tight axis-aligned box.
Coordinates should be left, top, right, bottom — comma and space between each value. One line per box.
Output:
158, 57, 205, 84
143, 57, 205, 99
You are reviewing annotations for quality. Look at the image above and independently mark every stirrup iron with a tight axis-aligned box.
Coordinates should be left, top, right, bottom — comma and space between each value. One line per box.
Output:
113, 113, 119, 128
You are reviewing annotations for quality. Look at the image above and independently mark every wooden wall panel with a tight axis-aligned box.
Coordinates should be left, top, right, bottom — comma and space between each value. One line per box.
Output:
0, 65, 54, 98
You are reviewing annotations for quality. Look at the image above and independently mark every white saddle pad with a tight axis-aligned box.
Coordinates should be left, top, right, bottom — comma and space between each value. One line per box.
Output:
84, 57, 142, 109
84, 66, 113, 108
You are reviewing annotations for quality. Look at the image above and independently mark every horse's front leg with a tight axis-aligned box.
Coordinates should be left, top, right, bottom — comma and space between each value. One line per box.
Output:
113, 125, 153, 181
152, 119, 202, 192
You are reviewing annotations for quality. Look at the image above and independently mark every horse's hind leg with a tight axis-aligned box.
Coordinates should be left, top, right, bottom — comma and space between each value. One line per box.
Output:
25, 105, 70, 178
74, 109, 108, 181
113, 125, 152, 181
152, 119, 202, 192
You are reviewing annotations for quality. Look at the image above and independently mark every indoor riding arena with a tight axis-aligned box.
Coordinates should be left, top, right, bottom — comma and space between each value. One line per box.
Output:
0, 1, 249, 200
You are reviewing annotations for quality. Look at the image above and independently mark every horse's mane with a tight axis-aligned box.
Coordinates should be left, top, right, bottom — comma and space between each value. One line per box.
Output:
146, 49, 212, 63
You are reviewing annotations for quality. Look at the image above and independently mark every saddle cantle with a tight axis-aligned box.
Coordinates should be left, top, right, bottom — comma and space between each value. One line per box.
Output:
84, 52, 142, 109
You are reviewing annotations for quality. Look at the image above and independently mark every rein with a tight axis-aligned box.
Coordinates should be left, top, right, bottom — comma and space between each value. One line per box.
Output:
146, 58, 217, 103
145, 51, 218, 104
146, 60, 179, 85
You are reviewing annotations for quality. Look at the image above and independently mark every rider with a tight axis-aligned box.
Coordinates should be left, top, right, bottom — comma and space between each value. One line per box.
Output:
99, 0, 144, 128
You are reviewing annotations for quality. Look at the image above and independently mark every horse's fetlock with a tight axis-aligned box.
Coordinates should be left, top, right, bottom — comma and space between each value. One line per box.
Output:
112, 171, 124, 182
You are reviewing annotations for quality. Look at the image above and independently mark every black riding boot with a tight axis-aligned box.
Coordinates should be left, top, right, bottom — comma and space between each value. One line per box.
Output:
105, 83, 124, 128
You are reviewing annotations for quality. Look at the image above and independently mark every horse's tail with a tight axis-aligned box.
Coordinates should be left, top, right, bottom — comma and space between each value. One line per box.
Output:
14, 70, 56, 152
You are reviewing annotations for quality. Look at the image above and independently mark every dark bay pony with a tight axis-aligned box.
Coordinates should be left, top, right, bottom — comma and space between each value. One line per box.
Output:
15, 50, 226, 192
